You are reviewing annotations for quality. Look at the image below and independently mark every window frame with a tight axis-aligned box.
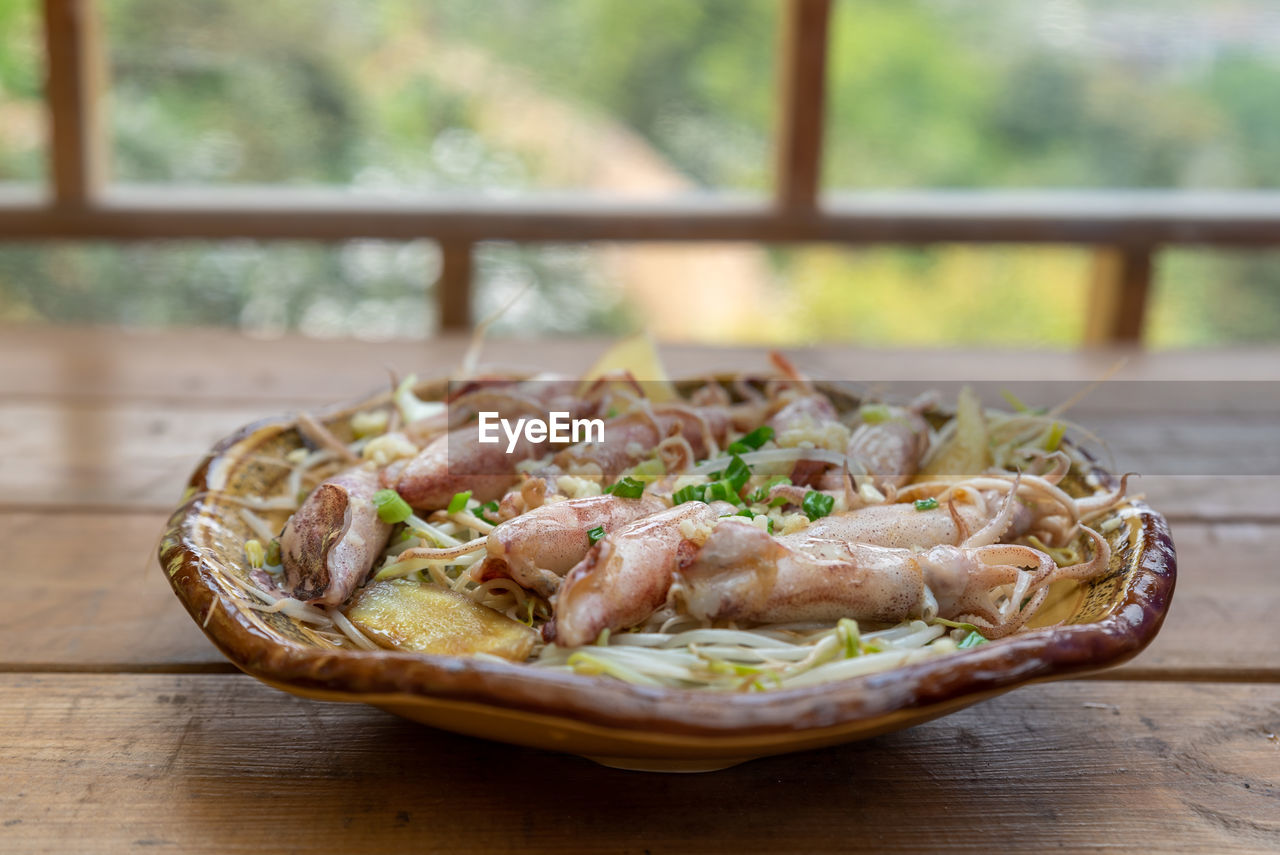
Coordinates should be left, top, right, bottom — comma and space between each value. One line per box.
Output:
5, 0, 1280, 341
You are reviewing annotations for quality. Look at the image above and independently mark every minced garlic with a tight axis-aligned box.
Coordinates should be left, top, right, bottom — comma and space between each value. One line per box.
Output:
679, 515, 717, 546
778, 513, 811, 535
361, 433, 419, 466
777, 422, 851, 452
556, 474, 604, 499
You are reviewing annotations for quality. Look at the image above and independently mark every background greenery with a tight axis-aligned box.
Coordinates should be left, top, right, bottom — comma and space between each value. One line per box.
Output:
1, 0, 1279, 345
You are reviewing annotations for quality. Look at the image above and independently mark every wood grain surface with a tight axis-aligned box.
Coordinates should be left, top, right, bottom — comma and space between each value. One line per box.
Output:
2, 324, 1277, 853
0, 675, 1276, 853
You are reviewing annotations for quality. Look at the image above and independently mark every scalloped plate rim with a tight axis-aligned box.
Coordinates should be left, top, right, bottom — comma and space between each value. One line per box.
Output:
159, 379, 1177, 764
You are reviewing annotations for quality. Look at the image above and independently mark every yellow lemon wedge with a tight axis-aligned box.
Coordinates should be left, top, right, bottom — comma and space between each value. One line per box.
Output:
577, 332, 678, 403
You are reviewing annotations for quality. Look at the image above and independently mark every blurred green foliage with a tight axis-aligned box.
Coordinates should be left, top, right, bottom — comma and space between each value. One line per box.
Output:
1, 0, 1280, 345
0, 0, 43, 179
104, 0, 776, 190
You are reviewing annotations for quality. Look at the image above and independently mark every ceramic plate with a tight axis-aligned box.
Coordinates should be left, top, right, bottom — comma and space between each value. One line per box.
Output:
160, 379, 1176, 772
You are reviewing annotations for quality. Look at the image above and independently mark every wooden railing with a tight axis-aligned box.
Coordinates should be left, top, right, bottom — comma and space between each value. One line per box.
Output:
5, 0, 1280, 341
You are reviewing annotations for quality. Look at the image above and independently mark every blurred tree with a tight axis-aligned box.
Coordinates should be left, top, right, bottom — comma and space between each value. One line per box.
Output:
0, 0, 44, 180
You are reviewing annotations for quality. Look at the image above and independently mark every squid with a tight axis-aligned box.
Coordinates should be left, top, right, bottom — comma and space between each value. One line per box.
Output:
548, 501, 734, 647
279, 466, 392, 605
794, 470, 1092, 550
385, 425, 541, 510
388, 383, 600, 511
473, 493, 667, 598
846, 402, 932, 493
552, 406, 729, 480
674, 517, 1109, 637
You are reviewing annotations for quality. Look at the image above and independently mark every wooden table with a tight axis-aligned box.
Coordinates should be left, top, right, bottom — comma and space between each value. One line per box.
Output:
2, 325, 1277, 853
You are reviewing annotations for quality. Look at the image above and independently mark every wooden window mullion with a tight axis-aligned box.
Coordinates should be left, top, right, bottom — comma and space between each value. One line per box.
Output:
43, 0, 107, 206
1085, 247, 1153, 345
438, 241, 473, 331
775, 0, 831, 211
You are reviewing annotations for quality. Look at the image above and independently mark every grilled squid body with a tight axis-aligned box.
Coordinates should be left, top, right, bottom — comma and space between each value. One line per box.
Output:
554, 407, 728, 480
549, 501, 729, 647
280, 466, 392, 605
674, 518, 1060, 634
386, 385, 598, 512
387, 426, 542, 511
477, 493, 667, 598
847, 408, 931, 491
675, 519, 930, 624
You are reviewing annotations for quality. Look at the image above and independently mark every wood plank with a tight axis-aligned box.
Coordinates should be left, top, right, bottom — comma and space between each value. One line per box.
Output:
3, 326, 1278, 403
1116, 523, 1280, 679
0, 675, 1276, 853
775, 0, 830, 209
0, 325, 469, 404
0, 399, 271, 510
0, 512, 223, 669
6, 186, 1280, 244
1, 512, 1274, 679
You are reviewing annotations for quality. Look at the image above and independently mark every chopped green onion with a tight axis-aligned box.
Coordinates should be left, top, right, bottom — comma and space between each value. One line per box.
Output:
736, 425, 774, 450
958, 630, 988, 649
605, 406, 619, 419
706, 479, 743, 505
724, 454, 751, 492
605, 476, 646, 499
747, 475, 791, 505
628, 457, 666, 480
914, 497, 940, 511
802, 491, 834, 521
672, 484, 705, 505
766, 517, 775, 534
446, 490, 472, 514
726, 441, 751, 455
587, 525, 606, 545
736, 509, 754, 519
860, 404, 891, 424
475, 500, 500, 524
244, 539, 265, 569
373, 488, 413, 524
1041, 421, 1066, 452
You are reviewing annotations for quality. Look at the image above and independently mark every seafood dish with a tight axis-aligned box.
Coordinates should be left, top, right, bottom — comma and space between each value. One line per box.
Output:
219, 339, 1133, 693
